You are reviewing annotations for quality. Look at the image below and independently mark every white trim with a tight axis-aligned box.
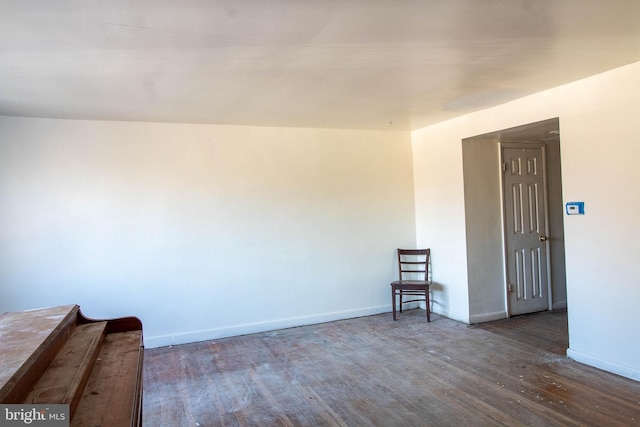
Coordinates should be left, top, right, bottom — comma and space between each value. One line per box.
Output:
469, 311, 508, 324
402, 301, 421, 311
567, 348, 640, 382
145, 304, 471, 348
431, 307, 469, 324
145, 304, 391, 348
498, 144, 510, 317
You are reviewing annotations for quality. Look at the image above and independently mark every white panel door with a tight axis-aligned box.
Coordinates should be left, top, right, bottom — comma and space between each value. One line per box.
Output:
502, 145, 550, 316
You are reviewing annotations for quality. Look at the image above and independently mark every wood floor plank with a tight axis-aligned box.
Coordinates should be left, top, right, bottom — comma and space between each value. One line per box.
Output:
143, 310, 640, 426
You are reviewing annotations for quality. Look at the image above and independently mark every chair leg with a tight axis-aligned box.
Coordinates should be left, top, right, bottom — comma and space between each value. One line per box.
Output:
399, 290, 403, 313
391, 286, 397, 321
426, 289, 430, 322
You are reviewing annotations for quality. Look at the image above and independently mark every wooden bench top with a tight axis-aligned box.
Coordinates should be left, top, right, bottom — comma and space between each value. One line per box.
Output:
0, 305, 78, 400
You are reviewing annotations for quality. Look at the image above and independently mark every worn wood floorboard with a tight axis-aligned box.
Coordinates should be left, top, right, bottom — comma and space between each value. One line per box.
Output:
143, 310, 640, 426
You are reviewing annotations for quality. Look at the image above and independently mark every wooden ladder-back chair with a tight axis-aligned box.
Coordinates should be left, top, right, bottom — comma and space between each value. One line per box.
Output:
391, 248, 431, 321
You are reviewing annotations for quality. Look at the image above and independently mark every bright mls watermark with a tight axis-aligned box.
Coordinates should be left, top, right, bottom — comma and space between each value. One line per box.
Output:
0, 405, 69, 426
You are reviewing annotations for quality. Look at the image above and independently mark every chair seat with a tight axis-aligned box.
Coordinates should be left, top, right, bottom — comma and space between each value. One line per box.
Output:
391, 280, 430, 290
391, 280, 431, 321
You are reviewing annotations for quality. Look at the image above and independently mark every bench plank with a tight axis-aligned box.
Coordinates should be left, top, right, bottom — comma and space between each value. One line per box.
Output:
23, 321, 107, 417
72, 330, 143, 427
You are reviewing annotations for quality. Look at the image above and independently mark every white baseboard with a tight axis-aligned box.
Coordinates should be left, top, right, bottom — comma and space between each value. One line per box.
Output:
145, 303, 472, 349
145, 304, 391, 348
552, 300, 567, 310
469, 311, 508, 324
431, 306, 469, 324
567, 348, 640, 382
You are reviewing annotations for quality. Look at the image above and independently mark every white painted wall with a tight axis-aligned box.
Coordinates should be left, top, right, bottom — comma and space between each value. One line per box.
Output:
0, 117, 417, 347
461, 138, 507, 322
412, 61, 640, 381
412, 123, 470, 323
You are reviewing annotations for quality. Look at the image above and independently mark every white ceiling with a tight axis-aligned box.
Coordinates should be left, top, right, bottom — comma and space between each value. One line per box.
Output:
1, 1, 639, 131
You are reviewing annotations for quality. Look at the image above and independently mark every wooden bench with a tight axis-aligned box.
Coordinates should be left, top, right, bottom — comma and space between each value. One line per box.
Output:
0, 305, 143, 426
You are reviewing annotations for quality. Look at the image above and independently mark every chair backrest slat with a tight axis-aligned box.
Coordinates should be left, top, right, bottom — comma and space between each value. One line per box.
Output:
397, 248, 430, 281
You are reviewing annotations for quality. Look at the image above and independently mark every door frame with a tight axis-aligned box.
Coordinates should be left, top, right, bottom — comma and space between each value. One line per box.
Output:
499, 142, 553, 317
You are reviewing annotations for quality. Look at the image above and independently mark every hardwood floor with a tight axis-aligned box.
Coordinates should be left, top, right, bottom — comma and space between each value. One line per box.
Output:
143, 310, 640, 426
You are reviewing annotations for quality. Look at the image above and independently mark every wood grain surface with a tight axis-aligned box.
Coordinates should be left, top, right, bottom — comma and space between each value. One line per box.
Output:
143, 310, 640, 426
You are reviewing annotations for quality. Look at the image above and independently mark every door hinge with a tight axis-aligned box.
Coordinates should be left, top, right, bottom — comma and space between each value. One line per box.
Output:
502, 162, 507, 172
507, 283, 513, 293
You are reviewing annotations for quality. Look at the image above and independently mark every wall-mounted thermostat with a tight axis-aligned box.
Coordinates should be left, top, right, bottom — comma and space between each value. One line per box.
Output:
566, 202, 584, 215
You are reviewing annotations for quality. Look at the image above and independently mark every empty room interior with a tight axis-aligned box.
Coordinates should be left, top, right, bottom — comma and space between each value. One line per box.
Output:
1, 1, 640, 425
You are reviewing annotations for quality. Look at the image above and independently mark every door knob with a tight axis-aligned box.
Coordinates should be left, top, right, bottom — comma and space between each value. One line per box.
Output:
539, 235, 548, 242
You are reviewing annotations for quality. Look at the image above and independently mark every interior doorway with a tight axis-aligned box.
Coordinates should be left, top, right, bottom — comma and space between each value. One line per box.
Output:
462, 118, 566, 322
